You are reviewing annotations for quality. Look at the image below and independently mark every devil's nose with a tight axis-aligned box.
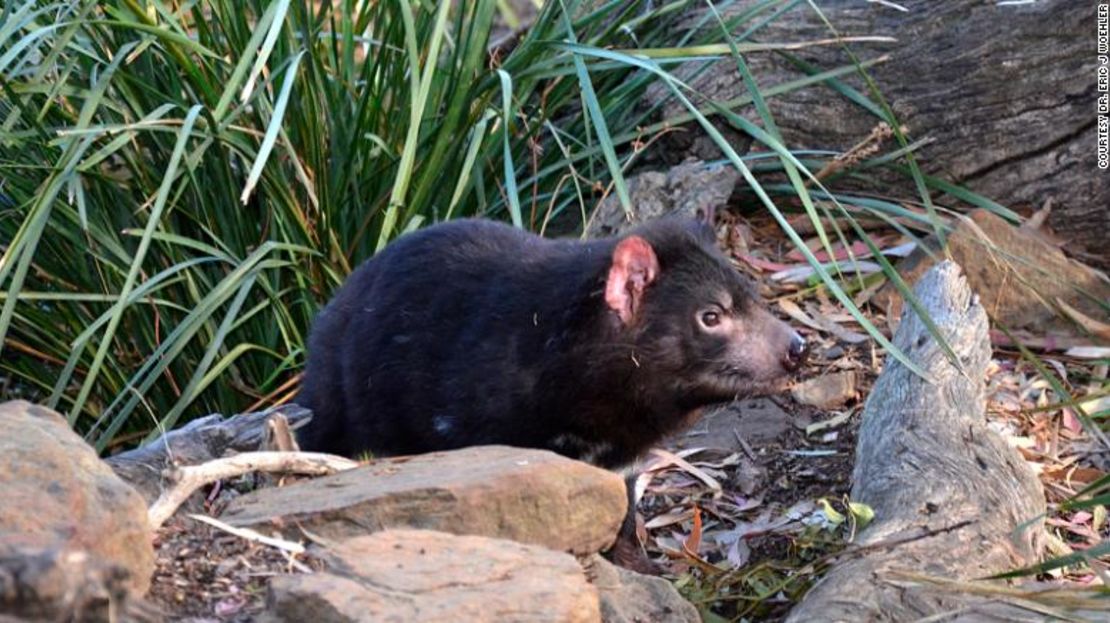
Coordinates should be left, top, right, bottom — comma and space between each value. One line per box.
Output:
783, 333, 808, 371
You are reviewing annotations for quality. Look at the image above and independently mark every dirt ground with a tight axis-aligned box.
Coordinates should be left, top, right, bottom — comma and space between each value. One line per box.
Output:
149, 516, 325, 622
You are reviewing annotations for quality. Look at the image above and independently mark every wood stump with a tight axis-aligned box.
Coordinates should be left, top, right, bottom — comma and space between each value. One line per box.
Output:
787, 261, 1048, 622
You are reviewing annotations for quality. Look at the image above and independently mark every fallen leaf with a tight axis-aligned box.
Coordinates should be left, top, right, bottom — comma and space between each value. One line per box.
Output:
805, 411, 853, 436
818, 499, 845, 526
684, 506, 703, 556
785, 240, 875, 263
739, 255, 792, 273
645, 509, 694, 530
1065, 346, 1110, 359
778, 299, 825, 332
848, 501, 875, 528
1061, 409, 1083, 434
771, 260, 883, 284
649, 449, 723, 494
805, 303, 871, 344
725, 536, 751, 568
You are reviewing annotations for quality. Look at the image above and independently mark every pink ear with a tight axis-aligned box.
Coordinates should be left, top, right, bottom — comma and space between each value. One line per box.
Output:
605, 236, 659, 325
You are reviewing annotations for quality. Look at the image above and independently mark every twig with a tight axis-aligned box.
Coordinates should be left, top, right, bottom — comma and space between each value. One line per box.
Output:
148, 451, 359, 529
264, 413, 299, 453
186, 514, 306, 555
828, 519, 977, 564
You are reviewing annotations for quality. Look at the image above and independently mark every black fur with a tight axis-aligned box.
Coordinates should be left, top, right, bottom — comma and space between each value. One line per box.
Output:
297, 216, 801, 470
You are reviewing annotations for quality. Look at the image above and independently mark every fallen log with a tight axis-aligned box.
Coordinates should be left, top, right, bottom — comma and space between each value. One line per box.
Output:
648, 0, 1106, 266
787, 261, 1050, 622
104, 404, 312, 505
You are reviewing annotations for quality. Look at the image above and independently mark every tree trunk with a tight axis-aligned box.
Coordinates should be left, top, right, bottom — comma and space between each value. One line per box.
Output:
786, 261, 1048, 622
651, 0, 1106, 264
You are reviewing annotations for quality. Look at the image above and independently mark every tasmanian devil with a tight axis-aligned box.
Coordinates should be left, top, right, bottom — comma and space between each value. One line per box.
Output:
296, 215, 807, 571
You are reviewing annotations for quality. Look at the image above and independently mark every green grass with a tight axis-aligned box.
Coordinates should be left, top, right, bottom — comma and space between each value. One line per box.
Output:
0, 0, 1012, 452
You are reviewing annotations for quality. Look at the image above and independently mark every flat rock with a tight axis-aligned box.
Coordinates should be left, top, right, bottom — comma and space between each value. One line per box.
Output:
0, 401, 153, 596
875, 209, 1110, 333
585, 555, 700, 623
790, 371, 859, 410
221, 445, 626, 555
263, 529, 600, 623
586, 159, 739, 238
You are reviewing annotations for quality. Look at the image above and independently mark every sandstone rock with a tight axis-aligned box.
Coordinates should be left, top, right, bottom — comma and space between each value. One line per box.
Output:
585, 555, 700, 623
0, 401, 154, 595
0, 544, 160, 622
264, 529, 600, 623
790, 371, 859, 410
585, 159, 740, 238
875, 209, 1110, 333
221, 445, 626, 556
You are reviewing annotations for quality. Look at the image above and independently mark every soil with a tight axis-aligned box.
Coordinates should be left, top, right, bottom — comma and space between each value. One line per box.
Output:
148, 517, 325, 622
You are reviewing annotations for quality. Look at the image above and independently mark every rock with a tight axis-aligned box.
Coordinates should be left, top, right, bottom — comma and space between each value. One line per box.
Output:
221, 445, 626, 556
263, 529, 600, 623
585, 159, 740, 238
584, 555, 700, 623
875, 209, 1110, 333
0, 544, 161, 622
790, 372, 859, 410
0, 401, 154, 596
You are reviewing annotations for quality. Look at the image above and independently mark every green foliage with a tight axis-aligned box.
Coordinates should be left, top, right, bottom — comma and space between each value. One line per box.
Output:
0, 0, 982, 451
1, 0, 685, 448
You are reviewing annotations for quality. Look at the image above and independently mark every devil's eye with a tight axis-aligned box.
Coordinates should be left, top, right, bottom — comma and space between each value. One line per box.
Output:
700, 310, 721, 328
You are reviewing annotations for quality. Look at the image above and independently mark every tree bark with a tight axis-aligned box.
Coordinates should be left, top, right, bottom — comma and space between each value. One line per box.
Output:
786, 261, 1048, 622
651, 0, 1106, 264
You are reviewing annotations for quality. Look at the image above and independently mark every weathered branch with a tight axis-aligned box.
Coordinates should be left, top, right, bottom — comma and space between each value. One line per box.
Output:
787, 261, 1047, 622
104, 404, 312, 504
147, 451, 359, 530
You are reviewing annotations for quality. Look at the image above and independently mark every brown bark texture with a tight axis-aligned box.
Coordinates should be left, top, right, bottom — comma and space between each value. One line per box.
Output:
654, 0, 1106, 264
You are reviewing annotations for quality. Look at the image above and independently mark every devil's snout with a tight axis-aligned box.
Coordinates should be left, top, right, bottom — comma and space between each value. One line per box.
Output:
782, 332, 808, 372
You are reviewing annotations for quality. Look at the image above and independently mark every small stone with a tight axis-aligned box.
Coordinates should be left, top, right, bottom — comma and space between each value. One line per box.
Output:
586, 160, 740, 238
